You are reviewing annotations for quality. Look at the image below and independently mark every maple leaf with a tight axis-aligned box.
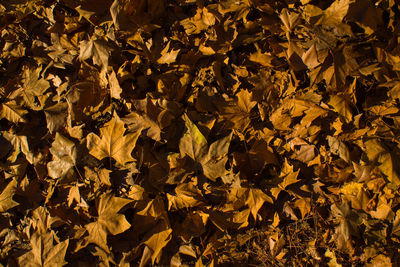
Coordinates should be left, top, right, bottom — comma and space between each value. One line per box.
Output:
108, 70, 122, 99
218, 90, 257, 132
79, 37, 111, 70
141, 225, 173, 266
323, 0, 352, 25
0, 179, 19, 212
271, 159, 300, 199
179, 114, 208, 162
87, 112, 142, 166
328, 95, 353, 123
246, 188, 273, 220
18, 232, 69, 267
364, 139, 400, 187
157, 41, 180, 65
85, 193, 132, 251
2, 131, 34, 163
47, 133, 76, 179
0, 101, 27, 124
44, 102, 68, 133
167, 182, 205, 210
122, 97, 174, 141
3, 0, 400, 264
21, 67, 50, 110
179, 114, 232, 181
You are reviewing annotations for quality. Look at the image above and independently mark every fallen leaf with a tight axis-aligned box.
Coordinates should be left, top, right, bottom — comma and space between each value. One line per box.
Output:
87, 112, 141, 166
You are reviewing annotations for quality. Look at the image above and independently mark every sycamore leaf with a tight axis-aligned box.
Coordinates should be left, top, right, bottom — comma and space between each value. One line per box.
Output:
47, 133, 76, 179
142, 226, 173, 266
122, 97, 173, 141
0, 179, 18, 212
246, 188, 272, 220
279, 8, 300, 32
328, 136, 351, 163
201, 133, 232, 181
18, 232, 69, 267
87, 112, 141, 166
294, 198, 311, 219
0, 102, 27, 124
85, 193, 132, 251
179, 114, 208, 162
364, 139, 400, 186
179, 114, 232, 180
328, 95, 353, 123
323, 0, 351, 25
23, 67, 50, 97
249, 50, 273, 67
271, 171, 300, 199
21, 67, 50, 110
167, 182, 205, 210
2, 132, 34, 164
202, 7, 216, 26
79, 38, 110, 70
218, 90, 257, 132
44, 102, 68, 133
108, 70, 122, 99
157, 42, 180, 65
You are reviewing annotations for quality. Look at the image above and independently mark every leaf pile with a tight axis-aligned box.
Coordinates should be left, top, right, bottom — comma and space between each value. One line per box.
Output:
1, 0, 400, 266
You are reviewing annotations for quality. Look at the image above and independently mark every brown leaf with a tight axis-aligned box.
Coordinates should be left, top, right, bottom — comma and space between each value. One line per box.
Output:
0, 179, 18, 212
18, 232, 69, 267
85, 193, 132, 251
87, 112, 141, 166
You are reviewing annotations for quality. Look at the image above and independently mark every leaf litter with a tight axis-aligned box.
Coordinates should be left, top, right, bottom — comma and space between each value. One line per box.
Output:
0, 0, 400, 266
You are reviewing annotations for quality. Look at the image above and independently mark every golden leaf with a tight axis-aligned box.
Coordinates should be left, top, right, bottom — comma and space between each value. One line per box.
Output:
87, 112, 141, 166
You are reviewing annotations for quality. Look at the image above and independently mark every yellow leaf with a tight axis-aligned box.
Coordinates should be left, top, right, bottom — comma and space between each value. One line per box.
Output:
87, 112, 141, 166
246, 188, 273, 220
18, 232, 69, 267
143, 226, 172, 265
47, 133, 76, 179
79, 38, 111, 70
328, 136, 351, 163
85, 193, 132, 251
202, 7, 216, 26
249, 50, 273, 67
179, 114, 208, 161
328, 95, 353, 123
157, 42, 180, 64
0, 179, 18, 212
0, 102, 27, 124
323, 0, 351, 25
294, 198, 311, 219
364, 139, 400, 186
108, 70, 122, 99
167, 183, 205, 210
179, 114, 232, 181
